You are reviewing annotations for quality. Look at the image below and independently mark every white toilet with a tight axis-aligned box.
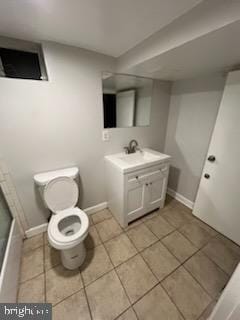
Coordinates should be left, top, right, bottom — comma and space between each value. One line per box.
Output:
34, 167, 89, 270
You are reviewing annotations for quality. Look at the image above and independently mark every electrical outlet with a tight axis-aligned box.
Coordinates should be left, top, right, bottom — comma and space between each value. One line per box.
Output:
102, 130, 110, 141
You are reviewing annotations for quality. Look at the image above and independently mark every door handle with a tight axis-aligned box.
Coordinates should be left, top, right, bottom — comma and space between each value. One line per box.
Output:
208, 155, 216, 162
204, 173, 210, 179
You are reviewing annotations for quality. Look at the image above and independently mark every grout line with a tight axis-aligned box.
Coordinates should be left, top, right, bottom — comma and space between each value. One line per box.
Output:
17, 202, 239, 319
79, 270, 93, 320
81, 263, 115, 288
160, 282, 187, 320
49, 222, 227, 315
197, 299, 217, 320
100, 241, 134, 318
51, 287, 85, 309
20, 269, 45, 285
42, 244, 47, 303
113, 306, 138, 320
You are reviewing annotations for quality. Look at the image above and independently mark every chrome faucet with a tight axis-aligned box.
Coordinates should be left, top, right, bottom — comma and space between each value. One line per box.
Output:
124, 140, 141, 154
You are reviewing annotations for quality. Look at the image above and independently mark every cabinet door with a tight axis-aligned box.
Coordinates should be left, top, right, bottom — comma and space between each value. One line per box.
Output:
147, 174, 166, 211
126, 179, 145, 222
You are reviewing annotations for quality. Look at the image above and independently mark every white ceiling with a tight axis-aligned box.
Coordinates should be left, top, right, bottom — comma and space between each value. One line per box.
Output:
0, 0, 202, 57
124, 20, 240, 81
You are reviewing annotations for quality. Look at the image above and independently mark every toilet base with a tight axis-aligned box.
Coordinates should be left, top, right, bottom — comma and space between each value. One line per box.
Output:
61, 241, 86, 270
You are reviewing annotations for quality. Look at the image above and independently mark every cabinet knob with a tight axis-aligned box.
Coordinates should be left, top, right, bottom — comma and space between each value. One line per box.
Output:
149, 182, 152, 185
146, 183, 148, 186
204, 173, 210, 179
136, 176, 138, 179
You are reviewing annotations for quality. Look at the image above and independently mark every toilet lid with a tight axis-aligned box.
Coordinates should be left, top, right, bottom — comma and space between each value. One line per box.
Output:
43, 177, 78, 213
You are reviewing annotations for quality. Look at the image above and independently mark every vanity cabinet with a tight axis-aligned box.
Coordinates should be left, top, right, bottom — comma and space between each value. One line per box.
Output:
126, 164, 169, 223
105, 149, 170, 228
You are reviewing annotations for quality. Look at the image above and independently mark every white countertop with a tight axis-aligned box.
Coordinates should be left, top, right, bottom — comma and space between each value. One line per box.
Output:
105, 148, 171, 173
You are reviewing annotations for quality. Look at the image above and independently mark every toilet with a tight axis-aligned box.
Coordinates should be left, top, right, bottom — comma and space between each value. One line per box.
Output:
34, 167, 89, 270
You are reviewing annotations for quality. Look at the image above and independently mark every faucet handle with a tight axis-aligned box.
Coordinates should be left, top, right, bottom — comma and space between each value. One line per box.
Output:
123, 147, 129, 154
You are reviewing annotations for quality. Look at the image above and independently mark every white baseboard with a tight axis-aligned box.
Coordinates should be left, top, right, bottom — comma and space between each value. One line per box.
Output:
25, 223, 48, 238
84, 201, 108, 215
25, 201, 108, 238
167, 188, 194, 210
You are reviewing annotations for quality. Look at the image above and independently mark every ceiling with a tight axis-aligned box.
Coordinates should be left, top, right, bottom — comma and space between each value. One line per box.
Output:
124, 20, 240, 81
0, 0, 202, 57
103, 74, 152, 92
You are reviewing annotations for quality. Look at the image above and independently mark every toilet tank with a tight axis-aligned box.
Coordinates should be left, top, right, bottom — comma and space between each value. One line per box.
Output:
34, 167, 79, 202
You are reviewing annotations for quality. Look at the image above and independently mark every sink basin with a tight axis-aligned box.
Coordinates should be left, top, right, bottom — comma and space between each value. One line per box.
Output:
105, 148, 171, 173
118, 151, 160, 165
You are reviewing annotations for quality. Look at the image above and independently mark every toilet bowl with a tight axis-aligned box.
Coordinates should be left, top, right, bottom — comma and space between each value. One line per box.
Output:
48, 207, 89, 269
34, 169, 89, 270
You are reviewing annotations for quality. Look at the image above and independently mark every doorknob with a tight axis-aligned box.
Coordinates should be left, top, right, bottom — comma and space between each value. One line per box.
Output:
204, 173, 210, 179
208, 155, 216, 162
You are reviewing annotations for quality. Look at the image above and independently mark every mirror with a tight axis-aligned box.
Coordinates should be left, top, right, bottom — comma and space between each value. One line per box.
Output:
102, 73, 153, 128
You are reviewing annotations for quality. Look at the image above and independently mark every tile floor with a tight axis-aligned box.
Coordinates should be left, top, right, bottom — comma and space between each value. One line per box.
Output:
18, 197, 240, 320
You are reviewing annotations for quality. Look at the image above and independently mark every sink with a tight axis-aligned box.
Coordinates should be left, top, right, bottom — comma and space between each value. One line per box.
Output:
118, 151, 160, 165
105, 148, 171, 173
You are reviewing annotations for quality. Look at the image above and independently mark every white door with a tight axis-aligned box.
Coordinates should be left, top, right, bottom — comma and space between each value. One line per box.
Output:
193, 70, 240, 245
209, 263, 240, 320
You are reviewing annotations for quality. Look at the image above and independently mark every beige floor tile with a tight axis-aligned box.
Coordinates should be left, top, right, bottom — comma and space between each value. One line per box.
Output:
18, 274, 45, 303
44, 232, 49, 246
198, 301, 217, 320
46, 265, 83, 305
23, 234, 43, 253
141, 210, 159, 222
185, 251, 228, 298
202, 237, 240, 275
91, 208, 112, 224
162, 267, 211, 320
215, 233, 240, 256
162, 231, 198, 263
165, 194, 177, 207
144, 215, 175, 239
180, 222, 212, 248
95, 217, 122, 242
193, 219, 218, 237
116, 308, 137, 320
126, 224, 158, 251
89, 215, 93, 226
81, 244, 113, 285
105, 233, 137, 266
84, 225, 101, 249
175, 201, 193, 215
20, 246, 44, 282
141, 241, 180, 281
124, 218, 143, 231
86, 270, 130, 320
53, 289, 91, 320
162, 207, 193, 228
44, 245, 61, 271
116, 254, 158, 303
134, 284, 183, 320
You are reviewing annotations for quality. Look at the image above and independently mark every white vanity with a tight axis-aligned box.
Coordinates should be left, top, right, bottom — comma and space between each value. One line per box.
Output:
105, 148, 171, 227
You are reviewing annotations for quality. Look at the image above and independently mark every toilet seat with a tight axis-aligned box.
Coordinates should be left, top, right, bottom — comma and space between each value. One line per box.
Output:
48, 207, 89, 250
43, 176, 79, 213
44, 176, 89, 250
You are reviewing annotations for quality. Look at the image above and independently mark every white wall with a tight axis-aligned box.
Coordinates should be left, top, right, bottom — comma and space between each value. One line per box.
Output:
164, 75, 225, 203
0, 41, 171, 229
